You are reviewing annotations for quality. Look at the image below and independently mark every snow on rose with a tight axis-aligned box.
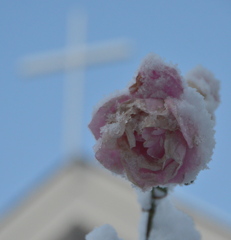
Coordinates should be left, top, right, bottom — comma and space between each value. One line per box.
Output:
89, 54, 216, 190
185, 65, 220, 119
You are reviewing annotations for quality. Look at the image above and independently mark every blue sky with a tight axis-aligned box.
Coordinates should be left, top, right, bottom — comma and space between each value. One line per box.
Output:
1, 0, 231, 224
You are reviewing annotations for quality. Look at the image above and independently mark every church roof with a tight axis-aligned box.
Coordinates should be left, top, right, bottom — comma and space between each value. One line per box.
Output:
0, 161, 230, 240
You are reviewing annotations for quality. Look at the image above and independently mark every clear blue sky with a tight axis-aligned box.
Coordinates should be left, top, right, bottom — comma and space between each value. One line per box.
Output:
1, 0, 231, 224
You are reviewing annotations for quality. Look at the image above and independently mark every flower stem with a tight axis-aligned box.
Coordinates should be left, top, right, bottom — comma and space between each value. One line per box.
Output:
145, 187, 168, 240
146, 188, 155, 240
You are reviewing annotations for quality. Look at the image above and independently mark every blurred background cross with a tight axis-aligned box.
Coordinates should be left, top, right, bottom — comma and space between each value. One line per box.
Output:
19, 9, 132, 161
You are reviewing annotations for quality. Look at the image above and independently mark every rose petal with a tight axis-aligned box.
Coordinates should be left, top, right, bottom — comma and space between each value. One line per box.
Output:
129, 54, 184, 99
95, 145, 124, 174
89, 94, 131, 139
164, 131, 186, 165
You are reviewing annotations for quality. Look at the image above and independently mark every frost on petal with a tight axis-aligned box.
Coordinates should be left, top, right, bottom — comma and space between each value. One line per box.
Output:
144, 99, 164, 113
89, 94, 131, 140
185, 65, 220, 118
85, 224, 123, 240
129, 54, 184, 99
149, 198, 201, 240
166, 87, 215, 184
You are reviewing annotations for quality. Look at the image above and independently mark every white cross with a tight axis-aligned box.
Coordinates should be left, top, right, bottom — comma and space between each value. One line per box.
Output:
19, 10, 132, 161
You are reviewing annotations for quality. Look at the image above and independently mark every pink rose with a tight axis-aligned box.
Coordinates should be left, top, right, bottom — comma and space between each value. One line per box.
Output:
89, 54, 216, 190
